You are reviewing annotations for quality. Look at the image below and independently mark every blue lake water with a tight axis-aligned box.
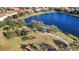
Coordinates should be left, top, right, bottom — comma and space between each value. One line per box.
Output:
25, 12, 79, 36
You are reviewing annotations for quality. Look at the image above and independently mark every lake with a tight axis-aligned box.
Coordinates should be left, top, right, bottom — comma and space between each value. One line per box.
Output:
25, 12, 79, 36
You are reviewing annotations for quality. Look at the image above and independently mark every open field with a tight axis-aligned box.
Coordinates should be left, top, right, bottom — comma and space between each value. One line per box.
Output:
0, 27, 75, 51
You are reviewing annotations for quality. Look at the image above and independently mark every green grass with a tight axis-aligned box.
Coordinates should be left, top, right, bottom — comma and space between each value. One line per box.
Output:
0, 28, 56, 50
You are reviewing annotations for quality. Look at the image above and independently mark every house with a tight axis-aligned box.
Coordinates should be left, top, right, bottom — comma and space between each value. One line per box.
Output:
6, 11, 17, 16
0, 11, 17, 21
0, 13, 7, 21
41, 7, 48, 12
14, 10, 25, 14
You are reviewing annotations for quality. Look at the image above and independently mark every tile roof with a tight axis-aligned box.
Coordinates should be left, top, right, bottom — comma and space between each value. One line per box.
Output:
0, 13, 6, 17
14, 10, 25, 13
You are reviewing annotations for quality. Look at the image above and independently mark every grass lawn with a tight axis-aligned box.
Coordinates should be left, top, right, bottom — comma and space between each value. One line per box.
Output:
55, 32, 74, 43
0, 28, 59, 51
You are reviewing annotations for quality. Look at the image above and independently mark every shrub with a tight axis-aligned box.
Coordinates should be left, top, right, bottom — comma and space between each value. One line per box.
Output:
21, 36, 29, 41
0, 22, 5, 28
21, 30, 27, 36
3, 31, 12, 39
15, 30, 21, 36
3, 26, 10, 31
12, 14, 19, 19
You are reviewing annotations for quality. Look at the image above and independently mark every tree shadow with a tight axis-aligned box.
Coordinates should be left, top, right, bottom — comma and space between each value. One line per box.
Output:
20, 44, 27, 51
28, 43, 38, 50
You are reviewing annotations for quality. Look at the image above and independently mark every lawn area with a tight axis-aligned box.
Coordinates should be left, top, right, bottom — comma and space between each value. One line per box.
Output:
0, 28, 59, 51
55, 32, 74, 43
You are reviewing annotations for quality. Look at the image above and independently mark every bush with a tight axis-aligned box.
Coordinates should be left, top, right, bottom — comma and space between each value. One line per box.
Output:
3, 31, 12, 39
15, 30, 21, 36
21, 36, 29, 41
20, 29, 28, 36
0, 22, 5, 28
70, 40, 79, 51
12, 14, 19, 19
48, 25, 61, 33
3, 26, 10, 31
30, 20, 45, 29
